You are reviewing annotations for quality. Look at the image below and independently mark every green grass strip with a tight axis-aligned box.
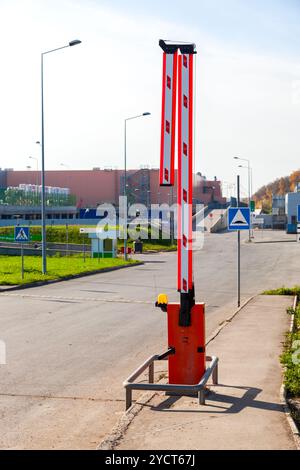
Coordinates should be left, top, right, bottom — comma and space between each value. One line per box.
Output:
0, 255, 136, 286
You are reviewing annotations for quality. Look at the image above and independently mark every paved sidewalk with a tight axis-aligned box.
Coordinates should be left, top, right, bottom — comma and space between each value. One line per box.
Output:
117, 295, 297, 450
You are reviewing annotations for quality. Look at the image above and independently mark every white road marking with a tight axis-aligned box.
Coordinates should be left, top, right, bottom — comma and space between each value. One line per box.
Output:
0, 292, 152, 305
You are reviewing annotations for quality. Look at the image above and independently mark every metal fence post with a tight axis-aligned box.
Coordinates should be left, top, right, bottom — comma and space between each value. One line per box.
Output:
126, 388, 132, 411
149, 362, 154, 384
198, 389, 205, 405
212, 363, 218, 385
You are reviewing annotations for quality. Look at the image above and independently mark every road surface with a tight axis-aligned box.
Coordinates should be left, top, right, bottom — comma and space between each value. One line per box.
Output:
0, 230, 299, 449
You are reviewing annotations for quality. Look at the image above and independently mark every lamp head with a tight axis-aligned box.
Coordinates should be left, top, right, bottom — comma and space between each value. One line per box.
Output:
69, 39, 82, 47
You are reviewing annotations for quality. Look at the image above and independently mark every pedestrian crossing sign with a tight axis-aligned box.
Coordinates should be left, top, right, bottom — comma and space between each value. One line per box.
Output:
14, 226, 30, 242
228, 207, 250, 231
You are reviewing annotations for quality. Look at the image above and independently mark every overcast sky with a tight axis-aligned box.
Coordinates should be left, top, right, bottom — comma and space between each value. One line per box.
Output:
0, 0, 299, 196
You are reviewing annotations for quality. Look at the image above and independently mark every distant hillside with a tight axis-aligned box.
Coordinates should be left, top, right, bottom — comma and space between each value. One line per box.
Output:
253, 170, 300, 213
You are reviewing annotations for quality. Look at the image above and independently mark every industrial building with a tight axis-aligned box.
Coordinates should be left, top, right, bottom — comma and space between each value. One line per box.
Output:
0, 168, 226, 213
286, 190, 300, 233
272, 195, 287, 230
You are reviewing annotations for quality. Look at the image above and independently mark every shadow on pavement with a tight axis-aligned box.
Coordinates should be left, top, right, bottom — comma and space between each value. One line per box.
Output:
147, 384, 284, 415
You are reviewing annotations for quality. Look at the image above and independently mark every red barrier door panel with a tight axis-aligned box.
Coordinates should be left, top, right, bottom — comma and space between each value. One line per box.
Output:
167, 303, 205, 384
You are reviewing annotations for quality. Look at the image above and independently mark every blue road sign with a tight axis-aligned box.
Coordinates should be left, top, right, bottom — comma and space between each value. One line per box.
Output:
228, 207, 250, 231
298, 205, 300, 223
14, 226, 30, 242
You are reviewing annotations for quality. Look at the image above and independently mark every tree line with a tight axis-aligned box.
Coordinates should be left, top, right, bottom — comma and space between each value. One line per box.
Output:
253, 170, 300, 213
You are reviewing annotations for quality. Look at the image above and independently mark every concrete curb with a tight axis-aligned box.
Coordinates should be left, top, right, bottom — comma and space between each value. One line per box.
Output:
206, 296, 255, 346
0, 261, 144, 293
279, 295, 300, 450
96, 296, 254, 451
280, 385, 300, 450
96, 391, 157, 450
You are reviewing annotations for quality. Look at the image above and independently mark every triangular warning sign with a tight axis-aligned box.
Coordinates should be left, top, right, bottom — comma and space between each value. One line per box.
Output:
231, 209, 248, 226
16, 228, 28, 241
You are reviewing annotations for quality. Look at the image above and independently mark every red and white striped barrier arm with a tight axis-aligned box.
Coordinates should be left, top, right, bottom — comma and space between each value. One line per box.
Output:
178, 53, 193, 293
159, 51, 178, 186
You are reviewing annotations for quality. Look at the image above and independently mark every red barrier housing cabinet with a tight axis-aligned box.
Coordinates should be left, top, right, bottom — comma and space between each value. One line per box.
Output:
167, 303, 206, 384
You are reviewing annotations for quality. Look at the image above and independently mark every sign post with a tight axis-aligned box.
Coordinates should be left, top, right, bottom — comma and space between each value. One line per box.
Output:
21, 244, 24, 279
80, 227, 88, 262
250, 200, 255, 239
228, 179, 250, 307
14, 226, 30, 280
83, 234, 86, 262
238, 178, 240, 307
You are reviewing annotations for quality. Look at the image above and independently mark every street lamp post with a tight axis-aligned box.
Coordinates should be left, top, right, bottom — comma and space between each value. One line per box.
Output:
234, 156, 252, 242
147, 190, 151, 235
40, 39, 81, 274
123, 112, 151, 260
29, 156, 39, 203
147, 190, 151, 209
60, 163, 71, 205
239, 164, 254, 238
60, 162, 71, 254
29, 156, 39, 175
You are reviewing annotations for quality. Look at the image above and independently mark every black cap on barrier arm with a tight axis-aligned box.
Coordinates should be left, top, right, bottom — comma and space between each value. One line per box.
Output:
159, 39, 197, 54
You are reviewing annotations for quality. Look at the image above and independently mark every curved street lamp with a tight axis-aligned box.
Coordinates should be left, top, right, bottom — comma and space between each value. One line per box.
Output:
123, 112, 151, 260
40, 39, 81, 274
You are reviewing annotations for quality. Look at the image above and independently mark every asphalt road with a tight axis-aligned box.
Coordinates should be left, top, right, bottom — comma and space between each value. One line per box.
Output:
0, 229, 299, 449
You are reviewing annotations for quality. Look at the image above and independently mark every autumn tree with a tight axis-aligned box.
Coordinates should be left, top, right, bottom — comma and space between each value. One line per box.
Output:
253, 169, 300, 213
289, 170, 300, 192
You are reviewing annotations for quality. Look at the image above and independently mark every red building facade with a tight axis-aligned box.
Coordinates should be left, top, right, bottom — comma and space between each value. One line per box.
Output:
1, 168, 226, 208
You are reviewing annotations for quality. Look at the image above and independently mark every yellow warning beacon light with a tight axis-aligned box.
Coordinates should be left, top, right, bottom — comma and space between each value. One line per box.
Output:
155, 293, 168, 312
